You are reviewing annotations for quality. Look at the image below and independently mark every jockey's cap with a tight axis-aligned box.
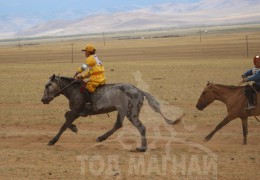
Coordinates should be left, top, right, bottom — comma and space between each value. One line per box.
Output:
82, 44, 95, 52
253, 55, 260, 65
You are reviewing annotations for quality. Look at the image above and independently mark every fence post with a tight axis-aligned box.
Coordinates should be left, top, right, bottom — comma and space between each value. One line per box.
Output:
246, 36, 249, 58
71, 44, 74, 63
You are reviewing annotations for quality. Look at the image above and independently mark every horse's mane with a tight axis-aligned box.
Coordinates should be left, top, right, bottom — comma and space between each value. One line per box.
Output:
213, 83, 244, 89
59, 76, 76, 82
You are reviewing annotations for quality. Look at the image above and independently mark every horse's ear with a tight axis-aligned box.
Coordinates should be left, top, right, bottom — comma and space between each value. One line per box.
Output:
207, 81, 215, 86
49, 74, 55, 81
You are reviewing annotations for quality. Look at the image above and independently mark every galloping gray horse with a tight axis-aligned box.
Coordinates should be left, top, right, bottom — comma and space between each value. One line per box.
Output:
41, 74, 183, 152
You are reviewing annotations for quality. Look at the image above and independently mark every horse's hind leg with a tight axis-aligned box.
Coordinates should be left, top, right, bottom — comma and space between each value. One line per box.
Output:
126, 97, 146, 152
128, 116, 147, 152
241, 117, 248, 145
96, 112, 124, 142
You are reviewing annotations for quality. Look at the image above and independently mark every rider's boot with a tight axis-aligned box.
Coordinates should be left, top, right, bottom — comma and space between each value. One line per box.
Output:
79, 103, 92, 117
79, 89, 92, 117
246, 94, 256, 110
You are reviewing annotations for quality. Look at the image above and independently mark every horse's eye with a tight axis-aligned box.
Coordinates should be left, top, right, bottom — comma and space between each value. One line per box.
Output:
45, 84, 51, 89
202, 92, 206, 95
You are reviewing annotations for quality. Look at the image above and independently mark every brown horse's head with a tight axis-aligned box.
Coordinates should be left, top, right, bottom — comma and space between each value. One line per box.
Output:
196, 82, 216, 110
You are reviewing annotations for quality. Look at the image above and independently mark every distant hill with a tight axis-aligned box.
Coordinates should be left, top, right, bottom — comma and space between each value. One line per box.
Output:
1, 0, 260, 39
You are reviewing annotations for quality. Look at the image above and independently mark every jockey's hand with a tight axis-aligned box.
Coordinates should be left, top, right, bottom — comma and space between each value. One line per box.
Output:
241, 74, 246, 79
73, 72, 79, 78
242, 78, 248, 83
74, 75, 84, 80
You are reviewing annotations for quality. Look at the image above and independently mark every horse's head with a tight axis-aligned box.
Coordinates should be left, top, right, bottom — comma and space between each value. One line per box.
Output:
41, 74, 60, 104
196, 82, 217, 110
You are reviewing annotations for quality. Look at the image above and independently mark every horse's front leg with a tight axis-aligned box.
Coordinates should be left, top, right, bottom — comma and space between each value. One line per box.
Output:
69, 124, 78, 134
48, 111, 79, 146
96, 112, 123, 142
241, 117, 248, 145
204, 115, 233, 142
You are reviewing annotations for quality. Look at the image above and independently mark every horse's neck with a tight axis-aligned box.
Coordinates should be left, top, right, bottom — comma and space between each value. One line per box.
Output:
213, 85, 242, 103
59, 78, 80, 99
59, 78, 74, 88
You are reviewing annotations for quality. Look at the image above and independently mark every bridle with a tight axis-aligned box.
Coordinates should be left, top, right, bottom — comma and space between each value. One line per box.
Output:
198, 83, 216, 108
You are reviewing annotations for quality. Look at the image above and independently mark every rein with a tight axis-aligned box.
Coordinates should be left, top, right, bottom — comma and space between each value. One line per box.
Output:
237, 81, 257, 93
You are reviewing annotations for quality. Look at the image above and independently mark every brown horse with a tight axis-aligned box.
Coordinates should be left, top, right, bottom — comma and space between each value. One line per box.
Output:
196, 82, 259, 145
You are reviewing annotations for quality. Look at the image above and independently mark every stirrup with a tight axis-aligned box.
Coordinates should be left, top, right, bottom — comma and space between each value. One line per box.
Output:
245, 103, 255, 110
79, 109, 89, 117
79, 103, 92, 117
85, 102, 91, 109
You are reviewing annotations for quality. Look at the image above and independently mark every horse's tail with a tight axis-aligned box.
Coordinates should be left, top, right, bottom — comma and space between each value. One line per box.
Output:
141, 91, 184, 125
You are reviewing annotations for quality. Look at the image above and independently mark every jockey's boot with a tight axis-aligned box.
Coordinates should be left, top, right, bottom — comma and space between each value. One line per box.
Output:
245, 94, 256, 110
79, 89, 92, 117
79, 103, 92, 117
247, 102, 255, 110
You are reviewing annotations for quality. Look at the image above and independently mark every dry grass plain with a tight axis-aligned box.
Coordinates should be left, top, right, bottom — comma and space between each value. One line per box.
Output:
1, 25, 260, 179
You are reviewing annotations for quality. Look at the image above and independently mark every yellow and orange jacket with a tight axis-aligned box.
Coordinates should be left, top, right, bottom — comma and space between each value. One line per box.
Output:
77, 55, 106, 92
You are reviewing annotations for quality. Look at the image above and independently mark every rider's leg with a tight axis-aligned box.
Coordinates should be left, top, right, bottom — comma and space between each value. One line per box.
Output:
79, 89, 92, 117
79, 82, 96, 117
244, 85, 256, 109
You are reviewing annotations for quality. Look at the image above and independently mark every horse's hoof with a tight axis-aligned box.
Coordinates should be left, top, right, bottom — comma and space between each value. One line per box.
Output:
48, 141, 54, 146
136, 147, 147, 152
204, 137, 210, 142
70, 126, 78, 134
96, 137, 103, 142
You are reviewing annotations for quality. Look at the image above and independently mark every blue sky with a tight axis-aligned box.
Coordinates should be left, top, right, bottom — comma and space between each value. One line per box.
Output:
0, 0, 199, 20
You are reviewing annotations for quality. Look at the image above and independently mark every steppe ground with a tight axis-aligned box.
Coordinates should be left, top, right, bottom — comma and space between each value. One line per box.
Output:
0, 25, 260, 179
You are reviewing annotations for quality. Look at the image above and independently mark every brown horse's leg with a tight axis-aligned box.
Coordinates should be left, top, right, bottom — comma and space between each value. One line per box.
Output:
204, 116, 233, 142
241, 118, 248, 145
96, 112, 123, 142
48, 111, 79, 146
